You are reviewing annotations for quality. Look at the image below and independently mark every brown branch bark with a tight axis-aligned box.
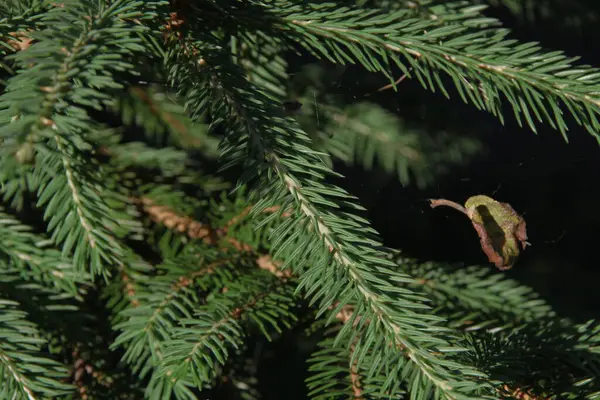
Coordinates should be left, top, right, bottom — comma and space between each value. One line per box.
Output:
134, 197, 219, 243
429, 198, 468, 215
6, 31, 33, 52
134, 197, 293, 278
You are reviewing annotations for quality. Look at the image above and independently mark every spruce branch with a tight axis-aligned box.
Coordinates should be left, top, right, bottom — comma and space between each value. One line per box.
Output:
162, 29, 492, 397
265, 1, 600, 142
403, 259, 555, 329
306, 334, 368, 399
113, 85, 219, 153
0, 298, 73, 400
213, 191, 600, 399
112, 247, 257, 382
463, 324, 600, 399
388, 256, 600, 398
0, 206, 90, 294
103, 250, 157, 341
0, 0, 49, 71
300, 100, 483, 188
1, 1, 597, 399
230, 31, 289, 99
146, 185, 594, 399
306, 316, 412, 399
108, 143, 192, 178
32, 145, 127, 278
155, 270, 298, 391
0, 153, 36, 211
0, 0, 165, 277
103, 141, 230, 216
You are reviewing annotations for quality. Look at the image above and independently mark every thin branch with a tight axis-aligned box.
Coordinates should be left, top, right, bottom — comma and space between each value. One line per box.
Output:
134, 196, 219, 243
55, 136, 97, 249
5, 30, 33, 52
0, 353, 36, 400
429, 198, 468, 215
120, 269, 139, 307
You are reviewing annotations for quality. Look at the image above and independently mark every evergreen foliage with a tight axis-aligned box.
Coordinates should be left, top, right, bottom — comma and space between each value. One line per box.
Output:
0, 0, 598, 399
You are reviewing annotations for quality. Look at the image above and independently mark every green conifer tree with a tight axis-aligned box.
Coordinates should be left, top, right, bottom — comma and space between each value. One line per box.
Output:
0, 0, 599, 399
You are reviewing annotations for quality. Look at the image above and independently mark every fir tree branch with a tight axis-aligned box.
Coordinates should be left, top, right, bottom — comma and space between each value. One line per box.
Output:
112, 248, 256, 380
307, 322, 412, 399
1, 2, 596, 399
301, 100, 482, 188
0, 206, 90, 294
389, 256, 600, 398
406, 259, 555, 328
464, 324, 600, 399
264, 1, 600, 142
103, 141, 230, 215
134, 196, 218, 242
306, 335, 365, 399
212, 192, 600, 399
230, 31, 289, 99
162, 27, 493, 396
0, 298, 73, 399
108, 143, 192, 178
139, 183, 595, 398
171, 178, 600, 399
33, 145, 127, 278
114, 85, 220, 153
0, 154, 36, 211
103, 249, 155, 324
0, 0, 165, 277
328, 302, 562, 399
155, 271, 298, 390
0, 0, 50, 73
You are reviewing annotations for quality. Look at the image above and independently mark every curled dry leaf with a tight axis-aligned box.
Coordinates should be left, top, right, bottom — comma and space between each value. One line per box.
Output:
430, 195, 529, 270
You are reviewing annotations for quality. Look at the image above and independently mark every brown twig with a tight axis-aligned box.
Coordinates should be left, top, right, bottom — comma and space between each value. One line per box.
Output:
6, 31, 33, 52
256, 254, 293, 279
134, 197, 294, 278
134, 197, 219, 244
428, 198, 468, 215
221, 205, 253, 233
120, 270, 139, 307
375, 73, 408, 93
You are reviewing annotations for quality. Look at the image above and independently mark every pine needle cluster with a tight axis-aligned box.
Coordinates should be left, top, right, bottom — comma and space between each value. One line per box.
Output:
0, 0, 599, 399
